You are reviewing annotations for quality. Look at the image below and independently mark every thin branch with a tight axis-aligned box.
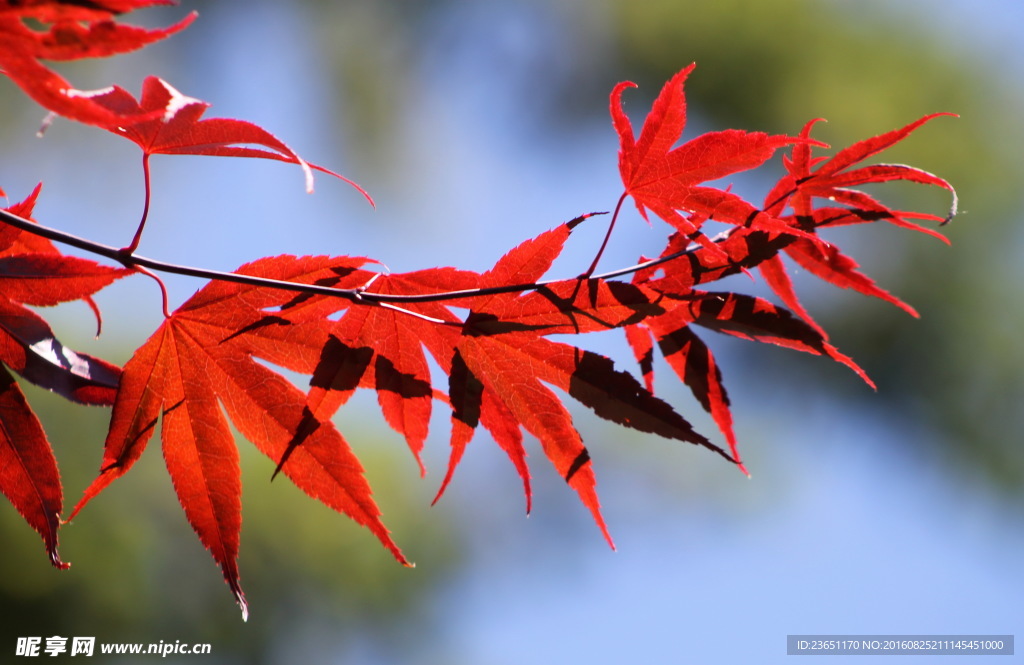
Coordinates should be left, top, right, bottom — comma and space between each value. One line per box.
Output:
0, 206, 713, 309
0, 207, 364, 302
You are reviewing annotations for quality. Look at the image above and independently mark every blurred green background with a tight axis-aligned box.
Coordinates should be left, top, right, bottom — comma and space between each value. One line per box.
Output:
1, 1, 1021, 663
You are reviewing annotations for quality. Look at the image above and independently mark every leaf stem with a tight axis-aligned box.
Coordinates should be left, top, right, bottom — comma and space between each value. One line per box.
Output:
130, 265, 172, 318
121, 153, 153, 255
584, 192, 629, 277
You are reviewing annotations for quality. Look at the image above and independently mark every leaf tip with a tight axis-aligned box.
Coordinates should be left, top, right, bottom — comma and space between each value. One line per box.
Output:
611, 80, 639, 96
824, 342, 876, 390
49, 545, 70, 570
566, 211, 607, 230
860, 368, 878, 392
310, 163, 375, 207
228, 577, 248, 621
380, 536, 412, 568
941, 186, 959, 226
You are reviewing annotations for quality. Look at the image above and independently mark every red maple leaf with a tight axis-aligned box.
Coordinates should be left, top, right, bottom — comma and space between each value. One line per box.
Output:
757, 114, 958, 335
452, 224, 735, 546
610, 64, 816, 251
252, 264, 503, 498
0, 1, 179, 22
0, 365, 65, 568
340, 224, 724, 539
0, 6, 194, 61
0, 51, 960, 619
82, 77, 370, 196
217, 219, 732, 554
0, 186, 127, 568
58, 76, 372, 253
308, 267, 478, 475
620, 113, 957, 469
67, 256, 413, 620
0, 185, 126, 403
0, 1, 194, 126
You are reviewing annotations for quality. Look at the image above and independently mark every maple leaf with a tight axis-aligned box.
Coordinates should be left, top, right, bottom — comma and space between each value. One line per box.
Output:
624, 311, 737, 470
237, 220, 732, 549
0, 1, 179, 22
618, 113, 956, 468
0, 297, 122, 404
610, 64, 815, 249
0, 54, 138, 127
68, 256, 410, 620
0, 186, 126, 404
262, 264, 487, 485
75, 76, 369, 198
756, 114, 958, 335
1, 182, 118, 333
623, 281, 873, 471
0, 1, 195, 125
444, 223, 732, 545
0, 365, 66, 569
188, 254, 479, 485
0, 50, 961, 619
0, 7, 195, 61
766, 115, 957, 232
0, 185, 126, 568
306, 268, 478, 475
220, 246, 557, 513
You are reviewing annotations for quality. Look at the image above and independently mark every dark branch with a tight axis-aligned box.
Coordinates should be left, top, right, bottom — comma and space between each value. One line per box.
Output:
0, 207, 713, 309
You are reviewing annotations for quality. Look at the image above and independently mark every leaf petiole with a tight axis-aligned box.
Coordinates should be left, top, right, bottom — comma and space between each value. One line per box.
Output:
583, 191, 629, 277
120, 153, 153, 256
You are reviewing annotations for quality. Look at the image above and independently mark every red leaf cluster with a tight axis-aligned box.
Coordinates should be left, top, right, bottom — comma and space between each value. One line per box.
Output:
610, 65, 955, 468
0, 185, 127, 568
0, 7, 958, 619
0, 0, 365, 202
612, 64, 817, 253
0, 0, 194, 126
